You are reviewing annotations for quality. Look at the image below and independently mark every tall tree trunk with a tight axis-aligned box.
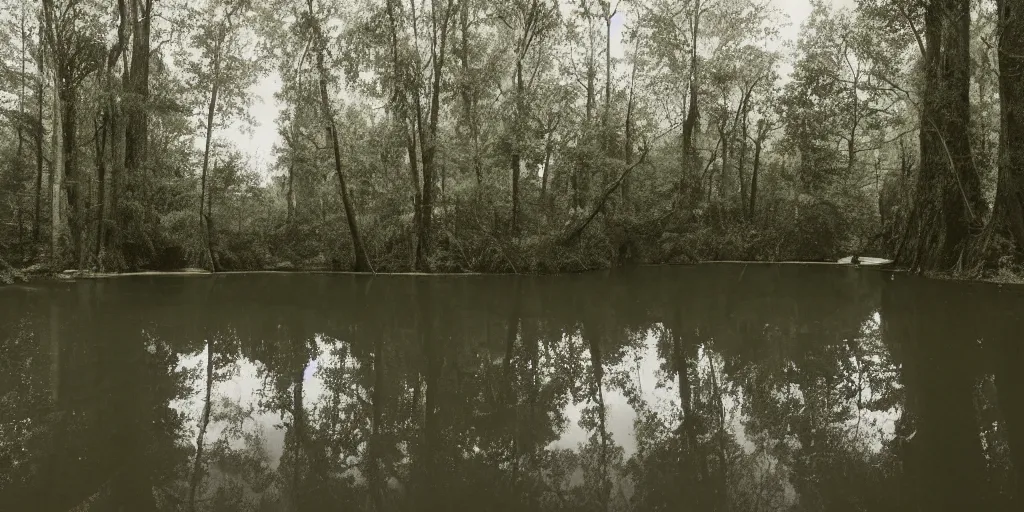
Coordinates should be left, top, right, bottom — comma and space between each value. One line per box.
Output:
750, 131, 764, 219
718, 121, 729, 203
458, 0, 481, 187
16, 9, 27, 256
97, 6, 126, 266
899, 0, 985, 271
603, 10, 613, 154
105, 0, 130, 268
511, 60, 523, 232
287, 160, 296, 223
50, 72, 64, 268
976, 0, 1024, 261
41, 0, 65, 268
678, 2, 701, 203
847, 72, 859, 174
200, 41, 222, 272
384, 0, 420, 267
586, 29, 596, 124
94, 112, 107, 264
117, 0, 153, 268
623, 49, 638, 202
739, 105, 750, 218
34, 23, 45, 245
308, 1, 371, 272
415, 0, 453, 271
63, 87, 83, 269
541, 127, 554, 202
125, 0, 152, 197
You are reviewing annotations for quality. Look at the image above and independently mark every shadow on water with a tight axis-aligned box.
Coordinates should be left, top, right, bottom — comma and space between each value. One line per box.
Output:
1, 265, 1021, 511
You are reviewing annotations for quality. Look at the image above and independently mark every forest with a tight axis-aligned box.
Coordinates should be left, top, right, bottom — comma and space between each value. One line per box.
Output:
0, 0, 1022, 278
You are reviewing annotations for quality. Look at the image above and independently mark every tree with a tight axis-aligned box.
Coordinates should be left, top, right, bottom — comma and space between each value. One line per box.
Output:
119, 0, 155, 268
970, 0, 1024, 268
500, 0, 559, 232
411, 0, 456, 270
303, 0, 372, 271
898, 0, 985, 271
182, 0, 260, 271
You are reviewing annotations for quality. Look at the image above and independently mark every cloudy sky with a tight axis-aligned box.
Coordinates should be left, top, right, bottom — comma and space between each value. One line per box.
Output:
219, 0, 856, 180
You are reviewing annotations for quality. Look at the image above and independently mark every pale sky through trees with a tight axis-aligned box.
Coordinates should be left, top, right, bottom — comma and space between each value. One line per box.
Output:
221, 0, 855, 182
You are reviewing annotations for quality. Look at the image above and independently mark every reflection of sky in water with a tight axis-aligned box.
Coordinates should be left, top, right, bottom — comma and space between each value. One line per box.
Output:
171, 311, 900, 478
170, 335, 342, 469
549, 310, 900, 476
549, 329, 678, 458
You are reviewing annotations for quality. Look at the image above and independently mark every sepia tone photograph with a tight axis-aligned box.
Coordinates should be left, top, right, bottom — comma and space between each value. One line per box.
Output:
1, 0, 1022, 510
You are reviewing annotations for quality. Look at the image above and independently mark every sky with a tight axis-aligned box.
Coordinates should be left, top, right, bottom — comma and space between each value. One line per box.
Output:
223, 0, 857, 181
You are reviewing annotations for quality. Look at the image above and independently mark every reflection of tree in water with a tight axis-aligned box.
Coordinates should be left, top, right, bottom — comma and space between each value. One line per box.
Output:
0, 282, 192, 511
884, 276, 1022, 512
1, 266, 1021, 511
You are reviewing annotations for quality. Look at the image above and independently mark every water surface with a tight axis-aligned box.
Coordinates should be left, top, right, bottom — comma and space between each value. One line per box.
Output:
1, 265, 1021, 511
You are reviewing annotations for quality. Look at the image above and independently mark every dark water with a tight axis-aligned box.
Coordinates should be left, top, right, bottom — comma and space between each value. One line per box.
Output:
1, 265, 1021, 512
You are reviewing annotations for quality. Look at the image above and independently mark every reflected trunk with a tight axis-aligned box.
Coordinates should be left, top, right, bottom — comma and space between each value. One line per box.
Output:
186, 339, 214, 512
884, 278, 988, 511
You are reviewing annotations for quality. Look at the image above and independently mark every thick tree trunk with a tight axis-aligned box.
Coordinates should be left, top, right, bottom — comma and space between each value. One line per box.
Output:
125, 0, 152, 196
104, 0, 129, 268
899, 0, 985, 271
116, 0, 152, 263
678, 4, 701, 203
976, 0, 1024, 262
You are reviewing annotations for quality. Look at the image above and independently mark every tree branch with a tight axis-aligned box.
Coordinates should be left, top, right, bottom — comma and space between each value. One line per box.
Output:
561, 145, 651, 244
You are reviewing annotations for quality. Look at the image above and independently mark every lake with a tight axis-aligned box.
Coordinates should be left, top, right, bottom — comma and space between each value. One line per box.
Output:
1, 265, 1021, 511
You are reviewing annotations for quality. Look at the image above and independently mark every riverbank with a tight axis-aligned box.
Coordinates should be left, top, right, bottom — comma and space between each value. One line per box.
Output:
1, 258, 887, 284
7, 258, 1024, 287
